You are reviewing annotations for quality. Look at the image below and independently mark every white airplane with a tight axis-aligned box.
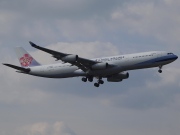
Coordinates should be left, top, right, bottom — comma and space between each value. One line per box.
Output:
3, 42, 178, 87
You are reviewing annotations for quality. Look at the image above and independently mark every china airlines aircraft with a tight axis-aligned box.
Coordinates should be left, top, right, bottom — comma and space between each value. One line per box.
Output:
3, 42, 178, 87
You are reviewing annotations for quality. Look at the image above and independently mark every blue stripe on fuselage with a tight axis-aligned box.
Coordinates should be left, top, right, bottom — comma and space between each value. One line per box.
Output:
135, 55, 177, 66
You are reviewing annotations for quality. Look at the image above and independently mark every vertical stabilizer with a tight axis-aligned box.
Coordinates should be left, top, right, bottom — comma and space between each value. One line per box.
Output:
15, 47, 40, 67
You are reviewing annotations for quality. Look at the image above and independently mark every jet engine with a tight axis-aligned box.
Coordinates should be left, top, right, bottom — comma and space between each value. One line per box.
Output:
91, 63, 108, 70
61, 55, 78, 63
107, 72, 129, 82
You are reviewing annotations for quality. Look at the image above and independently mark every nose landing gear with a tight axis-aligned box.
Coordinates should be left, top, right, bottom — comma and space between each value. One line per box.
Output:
158, 69, 162, 73
158, 66, 162, 73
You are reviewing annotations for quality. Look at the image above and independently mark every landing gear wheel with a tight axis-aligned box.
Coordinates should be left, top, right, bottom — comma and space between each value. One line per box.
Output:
82, 77, 87, 82
88, 77, 93, 82
94, 83, 99, 87
158, 69, 162, 73
99, 80, 104, 84
158, 66, 162, 73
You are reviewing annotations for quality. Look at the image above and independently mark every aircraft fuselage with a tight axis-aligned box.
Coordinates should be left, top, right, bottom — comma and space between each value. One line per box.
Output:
28, 51, 178, 78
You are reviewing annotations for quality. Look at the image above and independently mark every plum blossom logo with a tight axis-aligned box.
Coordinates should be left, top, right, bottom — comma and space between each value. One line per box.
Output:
20, 54, 33, 67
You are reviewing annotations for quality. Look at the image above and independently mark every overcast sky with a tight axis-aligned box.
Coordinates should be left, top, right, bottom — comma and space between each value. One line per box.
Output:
0, 0, 180, 135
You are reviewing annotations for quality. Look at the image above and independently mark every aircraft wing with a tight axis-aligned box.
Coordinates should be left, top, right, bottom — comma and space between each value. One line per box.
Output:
29, 41, 104, 72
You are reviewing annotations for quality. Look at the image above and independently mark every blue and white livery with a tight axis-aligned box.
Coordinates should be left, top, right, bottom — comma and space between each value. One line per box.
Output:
3, 42, 178, 87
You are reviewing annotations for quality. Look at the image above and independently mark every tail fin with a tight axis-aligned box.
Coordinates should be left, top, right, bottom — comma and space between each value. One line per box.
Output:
15, 47, 40, 67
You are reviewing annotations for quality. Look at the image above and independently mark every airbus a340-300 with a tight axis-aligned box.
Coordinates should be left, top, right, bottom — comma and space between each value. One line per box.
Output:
3, 42, 178, 87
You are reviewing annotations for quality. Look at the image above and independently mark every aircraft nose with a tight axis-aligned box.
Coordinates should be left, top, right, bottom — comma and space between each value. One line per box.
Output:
174, 55, 178, 60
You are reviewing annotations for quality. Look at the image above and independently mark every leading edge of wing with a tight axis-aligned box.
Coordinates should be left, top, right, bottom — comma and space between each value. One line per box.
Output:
29, 41, 67, 58
29, 41, 94, 64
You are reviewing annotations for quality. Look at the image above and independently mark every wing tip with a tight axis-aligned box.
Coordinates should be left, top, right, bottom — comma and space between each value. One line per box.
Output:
29, 41, 37, 47
2, 63, 8, 66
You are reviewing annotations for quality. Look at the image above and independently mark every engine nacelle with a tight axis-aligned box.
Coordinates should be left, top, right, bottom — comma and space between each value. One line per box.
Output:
61, 55, 78, 63
107, 72, 129, 82
91, 63, 108, 70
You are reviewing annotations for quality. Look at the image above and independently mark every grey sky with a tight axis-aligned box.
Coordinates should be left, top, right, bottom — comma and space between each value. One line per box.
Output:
0, 0, 180, 135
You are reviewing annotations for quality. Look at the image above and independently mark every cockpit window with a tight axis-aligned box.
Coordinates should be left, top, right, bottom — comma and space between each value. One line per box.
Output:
167, 53, 173, 55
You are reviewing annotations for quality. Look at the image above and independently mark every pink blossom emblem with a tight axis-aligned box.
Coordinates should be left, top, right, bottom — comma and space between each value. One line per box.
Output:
20, 54, 33, 67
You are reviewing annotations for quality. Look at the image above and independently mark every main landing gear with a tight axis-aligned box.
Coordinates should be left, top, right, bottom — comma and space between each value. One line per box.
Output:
82, 76, 93, 82
158, 66, 162, 73
82, 77, 87, 82
82, 77, 104, 87
94, 79, 104, 87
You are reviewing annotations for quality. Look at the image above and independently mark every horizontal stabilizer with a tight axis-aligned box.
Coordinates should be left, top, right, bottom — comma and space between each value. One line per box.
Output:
3, 63, 31, 73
